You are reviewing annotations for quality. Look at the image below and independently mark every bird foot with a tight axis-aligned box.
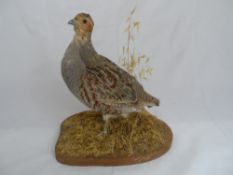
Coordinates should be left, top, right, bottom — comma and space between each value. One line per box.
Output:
98, 114, 115, 136
121, 113, 129, 118
98, 127, 108, 136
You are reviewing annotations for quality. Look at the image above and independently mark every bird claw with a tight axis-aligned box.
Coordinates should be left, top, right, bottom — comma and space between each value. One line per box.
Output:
98, 127, 108, 136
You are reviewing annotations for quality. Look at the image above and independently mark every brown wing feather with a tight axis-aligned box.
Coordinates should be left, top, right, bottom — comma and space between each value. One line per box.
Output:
85, 64, 137, 105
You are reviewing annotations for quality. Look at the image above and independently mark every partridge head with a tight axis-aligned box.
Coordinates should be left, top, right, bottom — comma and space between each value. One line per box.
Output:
68, 13, 94, 41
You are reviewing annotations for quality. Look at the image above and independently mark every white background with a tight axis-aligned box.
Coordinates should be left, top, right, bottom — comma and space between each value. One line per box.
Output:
0, 0, 233, 174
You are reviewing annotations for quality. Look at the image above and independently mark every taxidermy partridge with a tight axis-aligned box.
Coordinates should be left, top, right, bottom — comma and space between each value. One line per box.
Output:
62, 13, 160, 134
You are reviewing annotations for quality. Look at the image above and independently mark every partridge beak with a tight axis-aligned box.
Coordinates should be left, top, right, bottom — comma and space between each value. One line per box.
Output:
68, 19, 74, 25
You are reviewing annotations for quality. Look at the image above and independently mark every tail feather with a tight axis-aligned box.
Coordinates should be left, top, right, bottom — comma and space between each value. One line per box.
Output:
146, 95, 160, 107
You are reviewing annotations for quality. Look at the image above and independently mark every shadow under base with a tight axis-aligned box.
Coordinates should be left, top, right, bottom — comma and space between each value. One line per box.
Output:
55, 111, 172, 166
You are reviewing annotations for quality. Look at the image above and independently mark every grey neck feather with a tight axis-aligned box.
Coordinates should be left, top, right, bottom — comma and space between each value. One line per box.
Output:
70, 32, 98, 67
74, 30, 92, 45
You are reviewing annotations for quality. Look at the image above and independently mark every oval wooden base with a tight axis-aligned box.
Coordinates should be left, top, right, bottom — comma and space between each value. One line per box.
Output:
55, 111, 172, 166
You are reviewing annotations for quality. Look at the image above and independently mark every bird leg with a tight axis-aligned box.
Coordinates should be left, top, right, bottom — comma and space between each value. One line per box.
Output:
101, 114, 116, 135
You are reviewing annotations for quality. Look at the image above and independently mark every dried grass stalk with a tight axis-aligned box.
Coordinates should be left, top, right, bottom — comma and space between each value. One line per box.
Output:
119, 7, 154, 80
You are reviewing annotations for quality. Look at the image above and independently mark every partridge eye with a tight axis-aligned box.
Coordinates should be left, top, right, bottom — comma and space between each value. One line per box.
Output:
83, 19, 87, 24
